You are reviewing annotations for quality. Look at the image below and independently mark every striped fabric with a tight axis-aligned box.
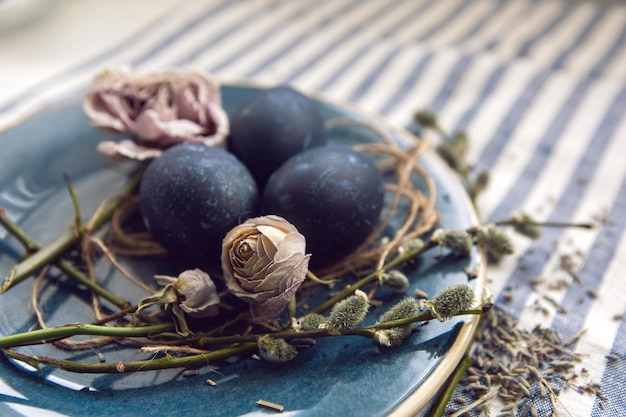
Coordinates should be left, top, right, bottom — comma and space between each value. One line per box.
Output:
1, 1, 625, 416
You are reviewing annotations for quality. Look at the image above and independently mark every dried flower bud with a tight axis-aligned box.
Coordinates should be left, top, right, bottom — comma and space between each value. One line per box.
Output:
327, 290, 370, 334
511, 213, 542, 239
83, 67, 229, 160
154, 269, 220, 318
432, 229, 473, 256
294, 313, 328, 331
476, 225, 514, 256
426, 284, 475, 321
221, 215, 311, 322
258, 336, 298, 363
377, 297, 421, 347
381, 270, 410, 292
414, 109, 439, 129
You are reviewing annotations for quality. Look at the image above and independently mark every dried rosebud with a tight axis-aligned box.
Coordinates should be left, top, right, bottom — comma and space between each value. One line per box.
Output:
294, 313, 328, 331
381, 270, 410, 292
221, 215, 311, 322
432, 229, 473, 256
426, 284, 475, 321
327, 290, 370, 334
154, 269, 220, 318
377, 297, 421, 347
258, 336, 298, 363
476, 225, 515, 256
83, 67, 229, 160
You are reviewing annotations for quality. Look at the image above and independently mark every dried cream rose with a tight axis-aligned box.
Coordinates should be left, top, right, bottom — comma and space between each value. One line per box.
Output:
221, 215, 311, 321
83, 67, 229, 160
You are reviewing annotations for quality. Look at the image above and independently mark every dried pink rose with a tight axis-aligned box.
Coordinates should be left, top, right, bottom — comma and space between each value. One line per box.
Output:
221, 215, 311, 322
83, 67, 229, 160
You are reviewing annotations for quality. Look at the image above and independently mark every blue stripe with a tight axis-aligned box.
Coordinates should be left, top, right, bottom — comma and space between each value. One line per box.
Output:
428, 54, 475, 113
588, 22, 626, 80
377, 53, 434, 116
486, 79, 590, 222
0, 0, 234, 115
550, 86, 626, 338
211, 0, 365, 76
551, 4, 608, 71
279, 0, 408, 83
455, 63, 508, 129
131, 0, 237, 66
348, 48, 405, 103
494, 85, 626, 321
415, 0, 474, 42
314, 0, 437, 93
592, 302, 626, 415
449, 0, 508, 46
474, 70, 551, 174
484, 0, 540, 51
172, 0, 290, 65
516, 2, 573, 58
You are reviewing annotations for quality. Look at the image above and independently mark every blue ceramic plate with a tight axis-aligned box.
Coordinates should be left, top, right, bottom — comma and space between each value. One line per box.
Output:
0, 83, 484, 417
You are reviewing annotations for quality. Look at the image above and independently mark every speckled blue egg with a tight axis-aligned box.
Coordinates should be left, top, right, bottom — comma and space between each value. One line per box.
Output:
262, 146, 385, 267
139, 144, 259, 264
228, 85, 327, 188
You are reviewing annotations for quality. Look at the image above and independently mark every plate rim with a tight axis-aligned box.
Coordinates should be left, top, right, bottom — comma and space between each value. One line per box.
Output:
0, 78, 486, 417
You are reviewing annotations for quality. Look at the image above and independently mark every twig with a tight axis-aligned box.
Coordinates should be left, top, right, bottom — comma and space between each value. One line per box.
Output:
1, 166, 145, 293
0, 323, 173, 349
3, 342, 257, 373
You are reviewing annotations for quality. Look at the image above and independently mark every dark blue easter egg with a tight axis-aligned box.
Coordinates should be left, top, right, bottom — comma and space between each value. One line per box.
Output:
139, 144, 259, 264
227, 85, 327, 188
262, 146, 384, 267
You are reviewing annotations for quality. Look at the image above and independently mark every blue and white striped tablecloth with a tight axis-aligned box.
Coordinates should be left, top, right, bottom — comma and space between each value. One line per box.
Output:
1, 1, 625, 416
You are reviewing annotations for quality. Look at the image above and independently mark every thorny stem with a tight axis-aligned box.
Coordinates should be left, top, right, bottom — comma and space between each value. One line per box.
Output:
1, 166, 146, 294
4, 343, 258, 374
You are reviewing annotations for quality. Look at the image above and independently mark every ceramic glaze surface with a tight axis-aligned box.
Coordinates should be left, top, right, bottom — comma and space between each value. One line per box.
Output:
0, 84, 483, 417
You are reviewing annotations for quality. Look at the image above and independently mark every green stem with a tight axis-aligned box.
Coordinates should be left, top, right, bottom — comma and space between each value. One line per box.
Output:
494, 219, 594, 229
196, 307, 486, 347
3, 342, 257, 374
63, 173, 82, 233
309, 239, 437, 314
1, 167, 145, 293
0, 209, 39, 253
430, 355, 473, 417
0, 323, 173, 349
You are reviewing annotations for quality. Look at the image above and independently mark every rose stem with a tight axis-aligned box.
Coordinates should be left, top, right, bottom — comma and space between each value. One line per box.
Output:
3, 342, 257, 374
0, 323, 173, 349
1, 166, 145, 294
309, 239, 437, 314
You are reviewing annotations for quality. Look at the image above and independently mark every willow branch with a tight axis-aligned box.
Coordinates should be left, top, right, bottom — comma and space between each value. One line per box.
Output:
1, 166, 145, 294
0, 323, 173, 349
3, 342, 257, 374
309, 239, 437, 314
